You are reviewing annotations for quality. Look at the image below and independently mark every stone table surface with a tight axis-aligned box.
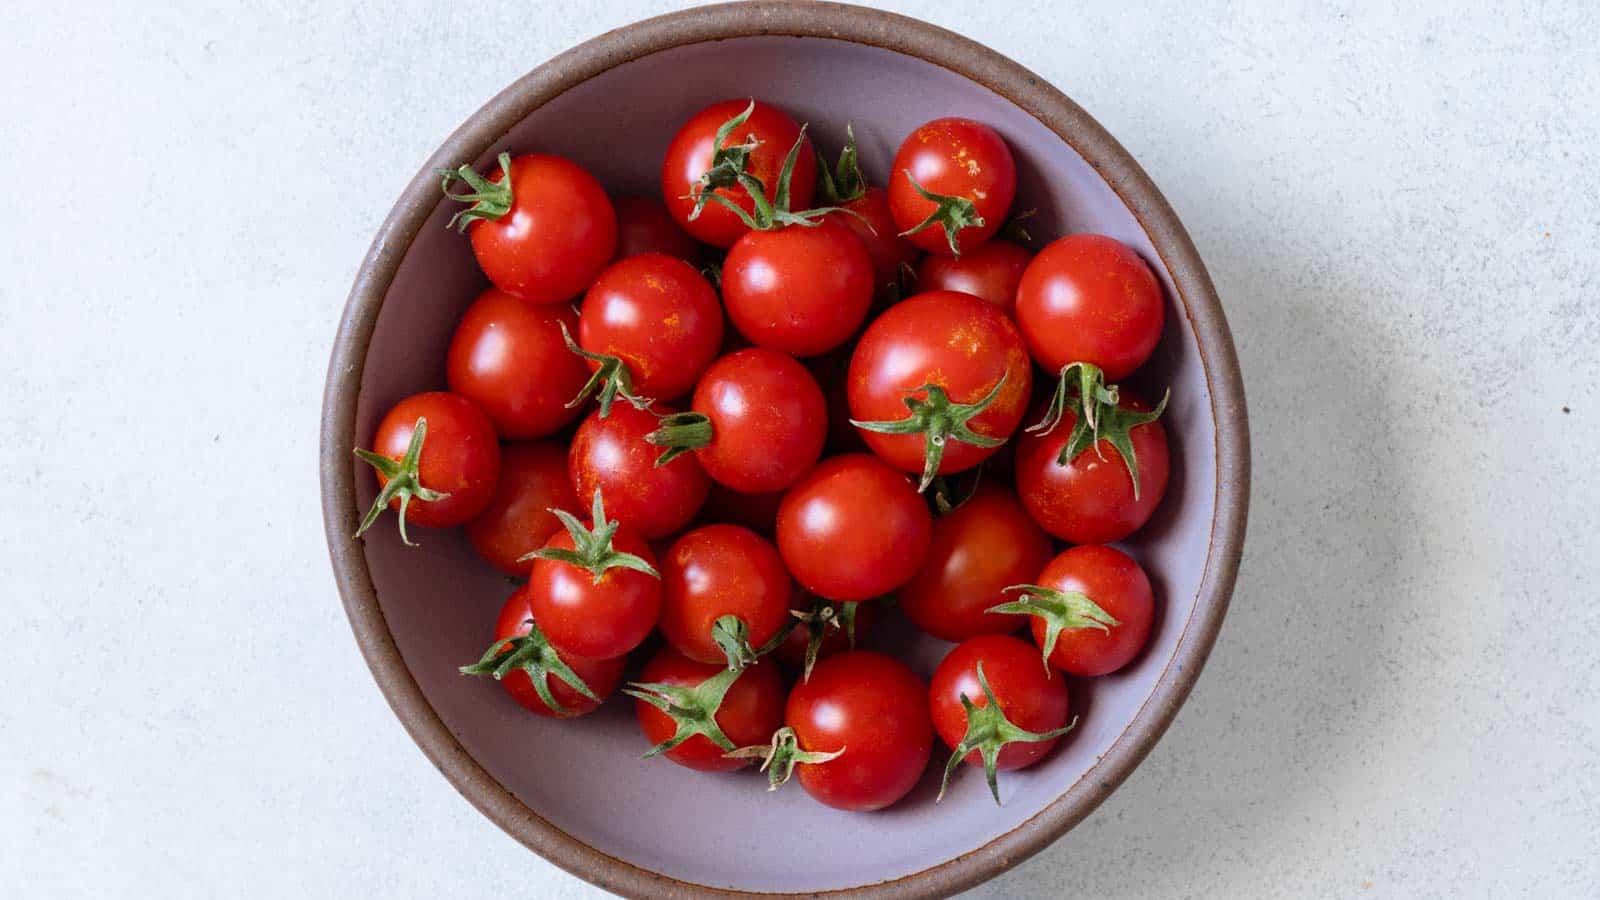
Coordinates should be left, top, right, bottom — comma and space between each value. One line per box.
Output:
2, 1, 1596, 897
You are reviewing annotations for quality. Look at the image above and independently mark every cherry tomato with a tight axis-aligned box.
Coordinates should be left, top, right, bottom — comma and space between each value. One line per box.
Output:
526, 492, 661, 660
997, 545, 1155, 677
888, 118, 1016, 256
916, 240, 1031, 315
659, 524, 794, 668
355, 392, 499, 544
649, 348, 826, 494
445, 288, 589, 439
929, 634, 1072, 802
775, 591, 875, 678
1014, 234, 1165, 382
775, 454, 932, 601
662, 99, 817, 249
612, 195, 701, 263
463, 586, 626, 719
465, 442, 581, 576
829, 187, 918, 299
722, 219, 874, 357
1014, 392, 1170, 544
847, 290, 1032, 488
442, 153, 616, 304
632, 649, 785, 772
897, 484, 1053, 642
575, 253, 723, 407
785, 651, 933, 811
699, 483, 785, 535
570, 403, 710, 540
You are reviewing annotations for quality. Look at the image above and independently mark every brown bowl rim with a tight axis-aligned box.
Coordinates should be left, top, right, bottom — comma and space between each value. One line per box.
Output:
319, 2, 1250, 896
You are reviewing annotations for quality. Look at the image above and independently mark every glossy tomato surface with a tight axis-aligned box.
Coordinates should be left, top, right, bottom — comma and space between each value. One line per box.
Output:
786, 651, 933, 811
661, 99, 817, 249
1014, 234, 1165, 382
465, 442, 581, 576
446, 288, 589, 439
722, 220, 874, 358
570, 404, 710, 540
687, 348, 826, 493
365, 392, 499, 529
888, 118, 1016, 256
579, 254, 723, 402
634, 649, 786, 772
775, 454, 932, 601
465, 154, 616, 304
659, 524, 793, 665
1023, 545, 1156, 677
526, 522, 660, 660
916, 240, 1031, 315
930, 634, 1071, 771
489, 586, 626, 718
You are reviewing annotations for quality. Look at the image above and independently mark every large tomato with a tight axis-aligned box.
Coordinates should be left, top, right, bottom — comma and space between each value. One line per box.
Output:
445, 288, 589, 439
465, 441, 581, 576
775, 454, 932, 601
661, 99, 817, 249
570, 403, 710, 540
722, 219, 874, 357
441, 152, 616, 304
897, 484, 1052, 642
631, 649, 786, 772
574, 253, 723, 410
888, 118, 1016, 256
658, 524, 794, 669
612, 195, 701, 263
847, 290, 1032, 489
460, 585, 626, 719
1014, 234, 1165, 382
354, 391, 499, 545
992, 544, 1155, 677
525, 490, 661, 660
916, 240, 1031, 315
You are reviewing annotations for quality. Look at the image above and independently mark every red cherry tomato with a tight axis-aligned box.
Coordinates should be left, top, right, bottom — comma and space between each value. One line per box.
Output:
570, 403, 710, 540
916, 240, 1031, 315
775, 454, 932, 601
1014, 234, 1165, 382
443, 153, 616, 304
465, 442, 581, 576
897, 484, 1053, 642
612, 195, 701, 263
525, 497, 661, 660
722, 219, 874, 357
355, 392, 499, 543
1014, 393, 1170, 543
445, 288, 589, 439
847, 290, 1032, 487
888, 118, 1016, 256
633, 649, 785, 772
1001, 545, 1155, 677
662, 100, 817, 249
828, 186, 919, 299
775, 592, 875, 677
473, 586, 626, 718
785, 651, 933, 811
651, 348, 826, 494
929, 634, 1072, 801
577, 254, 723, 404
659, 524, 794, 668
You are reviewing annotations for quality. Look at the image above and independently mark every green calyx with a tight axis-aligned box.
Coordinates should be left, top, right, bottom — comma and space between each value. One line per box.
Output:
644, 411, 713, 466
710, 612, 795, 672
788, 598, 861, 681
1026, 362, 1169, 499
558, 321, 653, 419
438, 152, 514, 233
353, 417, 450, 547
702, 125, 854, 232
989, 584, 1120, 673
896, 171, 984, 257
724, 726, 845, 791
459, 618, 598, 717
937, 662, 1077, 805
816, 124, 867, 204
689, 100, 763, 222
521, 489, 659, 582
851, 373, 1010, 493
625, 665, 746, 758
998, 208, 1037, 244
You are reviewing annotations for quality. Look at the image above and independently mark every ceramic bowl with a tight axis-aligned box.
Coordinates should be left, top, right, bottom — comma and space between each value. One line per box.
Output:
320, 2, 1249, 896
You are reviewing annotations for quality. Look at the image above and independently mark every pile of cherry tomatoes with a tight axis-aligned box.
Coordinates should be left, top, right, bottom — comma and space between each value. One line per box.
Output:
356, 99, 1171, 812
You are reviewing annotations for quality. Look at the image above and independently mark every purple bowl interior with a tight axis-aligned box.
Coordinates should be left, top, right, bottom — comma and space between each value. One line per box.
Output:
354, 35, 1214, 894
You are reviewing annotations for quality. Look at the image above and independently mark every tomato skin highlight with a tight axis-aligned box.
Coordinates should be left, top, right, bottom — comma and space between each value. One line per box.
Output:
465, 442, 581, 576
1014, 393, 1170, 544
686, 348, 827, 493
659, 524, 794, 666
579, 254, 724, 403
366, 392, 500, 529
446, 288, 590, 439
827, 187, 919, 299
489, 586, 626, 718
1023, 545, 1156, 677
466, 154, 617, 305
847, 290, 1032, 479
661, 99, 817, 249
527, 524, 660, 660
898, 484, 1053, 642
722, 219, 875, 358
775, 454, 932, 601
634, 649, 786, 771
786, 651, 934, 811
1014, 234, 1165, 382
930, 634, 1071, 772
888, 118, 1016, 256
570, 404, 710, 540
612, 195, 701, 264
916, 240, 1031, 316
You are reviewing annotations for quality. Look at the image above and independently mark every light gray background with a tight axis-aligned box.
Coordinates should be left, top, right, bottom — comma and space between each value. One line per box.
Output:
2, 1, 1595, 897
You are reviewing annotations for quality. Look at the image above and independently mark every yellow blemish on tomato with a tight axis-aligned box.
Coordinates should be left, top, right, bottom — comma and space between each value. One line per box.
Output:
946, 320, 986, 358
662, 312, 683, 335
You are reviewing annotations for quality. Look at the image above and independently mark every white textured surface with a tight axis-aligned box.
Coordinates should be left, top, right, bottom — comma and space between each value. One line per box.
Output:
1, 1, 1595, 898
